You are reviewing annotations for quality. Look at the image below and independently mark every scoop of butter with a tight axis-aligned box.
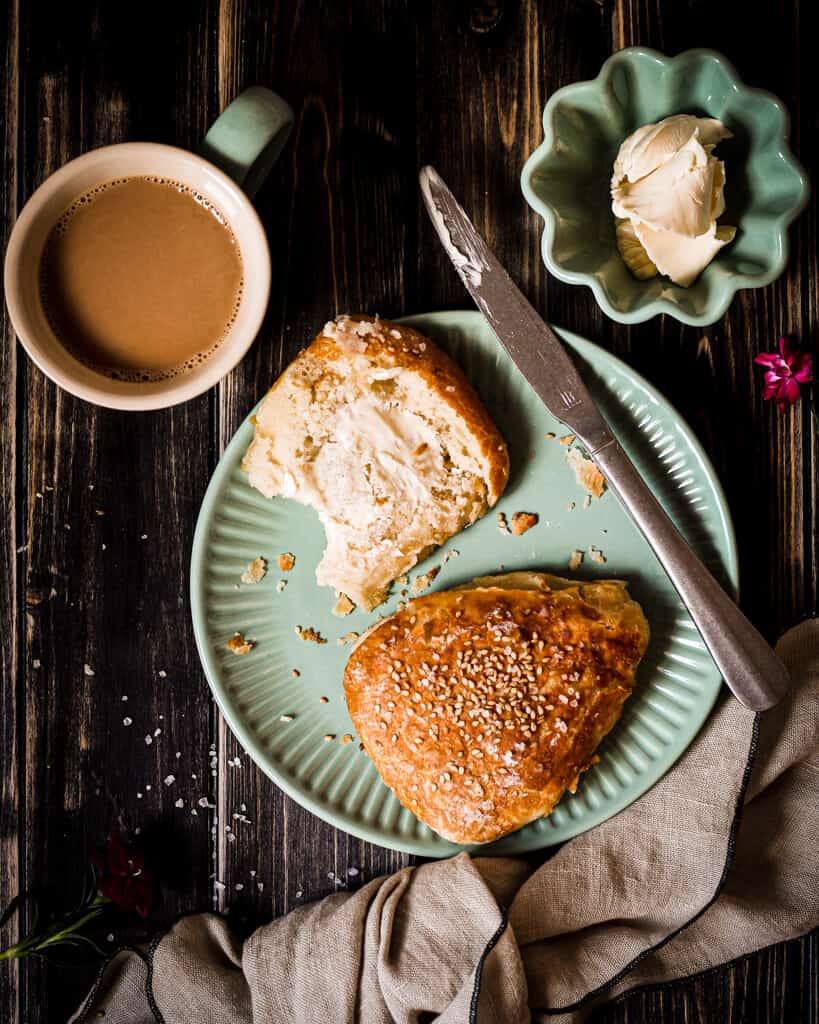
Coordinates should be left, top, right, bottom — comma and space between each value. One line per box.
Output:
611, 115, 736, 287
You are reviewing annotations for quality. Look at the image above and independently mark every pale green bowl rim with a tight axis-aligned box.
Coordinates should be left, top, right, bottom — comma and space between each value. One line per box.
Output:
520, 46, 811, 326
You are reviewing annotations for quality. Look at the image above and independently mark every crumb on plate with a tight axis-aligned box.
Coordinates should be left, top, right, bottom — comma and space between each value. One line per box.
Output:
411, 566, 440, 594
278, 552, 296, 572
337, 631, 359, 645
333, 593, 355, 617
558, 434, 576, 445
497, 512, 510, 534
588, 546, 606, 564
241, 556, 268, 585
442, 549, 459, 563
276, 579, 287, 593
566, 447, 607, 499
568, 549, 584, 571
295, 625, 327, 644
510, 512, 538, 536
226, 632, 255, 655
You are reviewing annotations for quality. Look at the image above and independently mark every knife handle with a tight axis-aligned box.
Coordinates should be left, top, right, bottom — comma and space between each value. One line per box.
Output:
592, 440, 790, 711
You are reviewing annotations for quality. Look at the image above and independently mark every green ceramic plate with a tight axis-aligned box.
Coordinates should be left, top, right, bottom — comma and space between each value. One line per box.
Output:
191, 311, 738, 856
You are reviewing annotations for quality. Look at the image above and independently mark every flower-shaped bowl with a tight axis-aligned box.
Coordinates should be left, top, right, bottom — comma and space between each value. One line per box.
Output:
521, 47, 809, 325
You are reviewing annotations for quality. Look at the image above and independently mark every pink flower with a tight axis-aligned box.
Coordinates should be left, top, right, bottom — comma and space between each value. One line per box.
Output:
755, 336, 813, 411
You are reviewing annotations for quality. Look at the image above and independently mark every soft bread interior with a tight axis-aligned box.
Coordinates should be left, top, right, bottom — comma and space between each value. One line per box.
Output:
243, 317, 504, 610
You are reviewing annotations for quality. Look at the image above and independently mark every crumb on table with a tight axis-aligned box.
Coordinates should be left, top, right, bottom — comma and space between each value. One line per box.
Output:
333, 593, 355, 617
278, 552, 296, 572
510, 512, 538, 536
226, 632, 255, 655
295, 625, 327, 644
411, 566, 440, 594
241, 556, 268, 585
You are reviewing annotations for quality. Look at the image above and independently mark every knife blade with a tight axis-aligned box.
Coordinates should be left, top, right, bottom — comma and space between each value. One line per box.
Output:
419, 164, 790, 711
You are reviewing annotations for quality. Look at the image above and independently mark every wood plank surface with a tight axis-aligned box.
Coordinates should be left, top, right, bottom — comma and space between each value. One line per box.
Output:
0, 0, 815, 1020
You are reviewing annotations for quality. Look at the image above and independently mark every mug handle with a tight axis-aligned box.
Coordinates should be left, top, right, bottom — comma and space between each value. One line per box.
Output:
200, 86, 294, 199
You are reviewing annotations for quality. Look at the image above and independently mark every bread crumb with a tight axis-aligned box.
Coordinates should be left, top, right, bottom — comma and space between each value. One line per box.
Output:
276, 579, 287, 593
295, 625, 327, 644
496, 512, 510, 534
583, 495, 591, 510
558, 434, 575, 445
588, 546, 607, 564
323, 734, 335, 742
545, 432, 556, 439
337, 631, 359, 645
278, 552, 296, 572
292, 669, 300, 678
567, 502, 576, 511
442, 549, 459, 563
568, 549, 584, 571
226, 632, 254, 655
280, 714, 294, 722
510, 512, 538, 536
396, 575, 409, 587
319, 696, 329, 704
411, 567, 440, 594
340, 734, 353, 744
241, 556, 268, 585
566, 448, 607, 499
333, 593, 355, 617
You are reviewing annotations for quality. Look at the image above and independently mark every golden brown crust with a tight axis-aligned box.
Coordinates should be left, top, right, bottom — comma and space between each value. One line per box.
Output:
249, 314, 509, 504
344, 572, 650, 844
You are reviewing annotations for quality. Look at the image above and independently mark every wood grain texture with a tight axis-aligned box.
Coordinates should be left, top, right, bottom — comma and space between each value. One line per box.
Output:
0, 0, 815, 1020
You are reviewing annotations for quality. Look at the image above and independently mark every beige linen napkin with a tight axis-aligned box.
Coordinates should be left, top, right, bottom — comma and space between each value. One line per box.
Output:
72, 619, 819, 1023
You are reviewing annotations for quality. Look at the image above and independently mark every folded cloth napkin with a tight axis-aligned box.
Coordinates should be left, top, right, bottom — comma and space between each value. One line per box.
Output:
73, 620, 819, 1024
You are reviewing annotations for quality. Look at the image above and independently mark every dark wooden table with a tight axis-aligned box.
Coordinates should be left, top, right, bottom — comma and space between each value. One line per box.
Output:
0, 1, 816, 1020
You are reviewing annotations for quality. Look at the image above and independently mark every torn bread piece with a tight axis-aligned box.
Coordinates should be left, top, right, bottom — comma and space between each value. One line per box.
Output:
243, 315, 509, 610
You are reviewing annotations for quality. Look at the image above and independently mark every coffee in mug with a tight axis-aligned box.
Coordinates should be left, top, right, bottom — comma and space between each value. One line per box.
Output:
39, 176, 244, 381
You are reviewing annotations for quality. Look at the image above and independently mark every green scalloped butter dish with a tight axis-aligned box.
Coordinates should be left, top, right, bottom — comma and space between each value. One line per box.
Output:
191, 311, 738, 857
521, 47, 809, 326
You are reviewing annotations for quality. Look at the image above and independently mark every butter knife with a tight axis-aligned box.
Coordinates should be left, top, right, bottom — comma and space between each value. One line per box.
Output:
419, 165, 789, 711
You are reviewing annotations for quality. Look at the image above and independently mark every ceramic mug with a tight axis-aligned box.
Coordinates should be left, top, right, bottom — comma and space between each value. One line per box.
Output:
4, 87, 293, 411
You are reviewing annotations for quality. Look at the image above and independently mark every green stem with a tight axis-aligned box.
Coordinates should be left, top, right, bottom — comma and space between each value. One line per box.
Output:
0, 896, 108, 962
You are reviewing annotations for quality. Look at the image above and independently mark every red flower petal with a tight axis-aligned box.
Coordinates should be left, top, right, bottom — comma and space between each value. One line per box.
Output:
754, 352, 781, 369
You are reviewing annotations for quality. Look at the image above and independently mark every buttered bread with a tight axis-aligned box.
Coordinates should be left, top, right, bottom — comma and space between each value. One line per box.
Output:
344, 572, 650, 844
242, 315, 509, 611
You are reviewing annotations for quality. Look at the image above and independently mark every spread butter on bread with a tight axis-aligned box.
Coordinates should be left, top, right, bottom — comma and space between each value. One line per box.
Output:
344, 572, 649, 843
242, 315, 509, 611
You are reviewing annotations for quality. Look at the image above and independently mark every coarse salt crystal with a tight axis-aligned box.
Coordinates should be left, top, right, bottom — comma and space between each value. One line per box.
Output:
175, 798, 184, 808
123, 717, 133, 726
164, 775, 175, 786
